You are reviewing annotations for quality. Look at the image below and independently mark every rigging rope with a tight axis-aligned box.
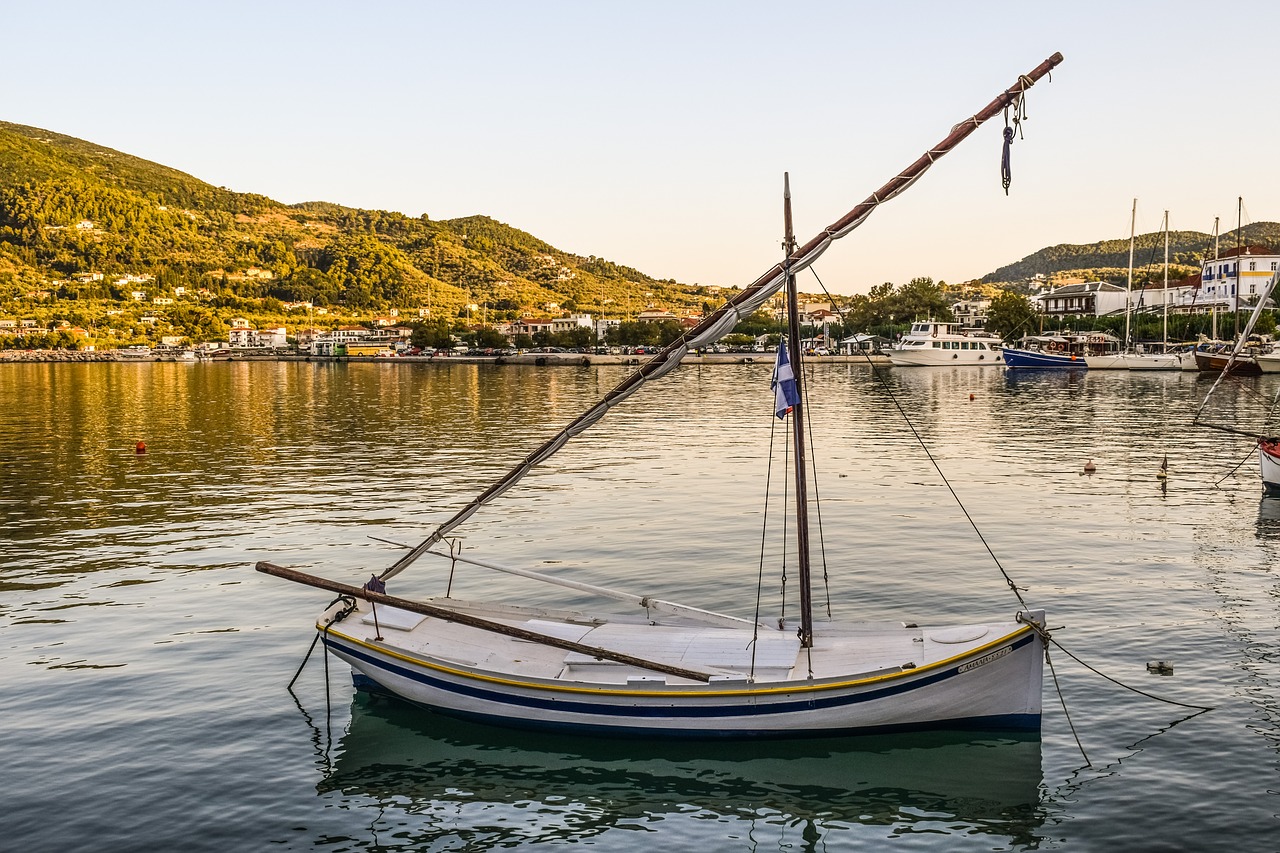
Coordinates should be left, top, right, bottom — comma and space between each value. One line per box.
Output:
751, 413, 782, 681
803, 391, 834, 619
807, 267, 1030, 610
805, 263, 1212, 764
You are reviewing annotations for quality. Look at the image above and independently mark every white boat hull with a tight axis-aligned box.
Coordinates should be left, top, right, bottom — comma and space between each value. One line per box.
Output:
1084, 352, 1181, 370
1261, 439, 1280, 495
320, 600, 1045, 737
888, 349, 1004, 367
1256, 353, 1280, 374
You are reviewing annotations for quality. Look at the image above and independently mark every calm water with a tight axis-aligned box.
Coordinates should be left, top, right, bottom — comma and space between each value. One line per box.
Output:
2, 360, 1279, 851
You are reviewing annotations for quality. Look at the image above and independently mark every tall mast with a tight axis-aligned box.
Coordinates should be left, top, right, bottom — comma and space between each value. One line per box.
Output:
1212, 216, 1220, 340
1235, 197, 1243, 338
1163, 210, 1169, 346
1125, 199, 1136, 349
783, 173, 814, 649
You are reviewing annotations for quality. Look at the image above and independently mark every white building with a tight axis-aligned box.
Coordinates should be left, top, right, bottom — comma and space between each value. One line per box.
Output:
230, 326, 287, 348
228, 327, 255, 347
551, 313, 593, 334
951, 298, 991, 331
1187, 245, 1280, 312
595, 318, 621, 340
1032, 282, 1128, 317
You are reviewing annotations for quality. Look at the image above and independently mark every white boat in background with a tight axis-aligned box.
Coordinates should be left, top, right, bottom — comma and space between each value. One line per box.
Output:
257, 54, 1064, 738
1256, 352, 1280, 374
1088, 348, 1181, 370
887, 321, 1004, 366
116, 345, 153, 360
1093, 202, 1180, 370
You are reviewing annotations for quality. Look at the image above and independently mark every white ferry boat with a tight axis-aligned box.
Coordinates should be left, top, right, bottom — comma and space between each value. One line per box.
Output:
887, 321, 1004, 366
116, 345, 153, 361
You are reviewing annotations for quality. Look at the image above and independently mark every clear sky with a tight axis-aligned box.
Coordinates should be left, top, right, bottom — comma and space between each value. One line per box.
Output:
7, 1, 1278, 294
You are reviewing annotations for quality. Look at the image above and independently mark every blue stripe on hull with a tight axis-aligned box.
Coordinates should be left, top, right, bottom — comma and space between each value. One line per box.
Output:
326, 632, 1038, 722
351, 673, 1040, 738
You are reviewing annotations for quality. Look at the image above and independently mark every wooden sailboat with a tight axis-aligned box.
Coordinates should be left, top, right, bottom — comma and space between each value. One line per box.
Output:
257, 54, 1063, 737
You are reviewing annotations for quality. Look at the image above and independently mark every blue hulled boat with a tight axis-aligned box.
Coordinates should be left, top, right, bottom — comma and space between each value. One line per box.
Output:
1001, 347, 1086, 369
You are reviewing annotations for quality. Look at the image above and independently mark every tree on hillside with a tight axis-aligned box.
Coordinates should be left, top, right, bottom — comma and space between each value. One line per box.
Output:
984, 290, 1039, 340
410, 318, 453, 350
895, 277, 952, 321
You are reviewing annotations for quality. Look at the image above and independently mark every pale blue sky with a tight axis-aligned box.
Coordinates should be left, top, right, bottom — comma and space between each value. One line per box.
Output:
8, 1, 1279, 293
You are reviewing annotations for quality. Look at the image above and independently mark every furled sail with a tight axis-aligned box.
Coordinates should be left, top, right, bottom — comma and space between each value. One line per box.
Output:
381, 52, 1065, 581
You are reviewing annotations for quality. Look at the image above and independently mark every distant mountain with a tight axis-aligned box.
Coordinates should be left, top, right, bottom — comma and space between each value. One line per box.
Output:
0, 121, 709, 322
982, 223, 1280, 284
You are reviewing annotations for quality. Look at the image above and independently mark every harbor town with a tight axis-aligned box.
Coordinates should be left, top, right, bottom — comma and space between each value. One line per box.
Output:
4, 241, 1277, 365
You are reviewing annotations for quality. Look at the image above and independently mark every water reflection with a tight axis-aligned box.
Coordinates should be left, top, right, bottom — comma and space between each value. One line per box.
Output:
316, 694, 1046, 849
1257, 497, 1280, 540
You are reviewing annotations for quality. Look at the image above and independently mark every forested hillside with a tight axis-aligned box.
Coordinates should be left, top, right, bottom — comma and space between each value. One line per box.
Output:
0, 121, 708, 338
983, 223, 1280, 284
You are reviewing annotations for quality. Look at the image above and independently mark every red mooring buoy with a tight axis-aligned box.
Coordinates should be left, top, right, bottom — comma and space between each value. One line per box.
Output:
135, 440, 147, 454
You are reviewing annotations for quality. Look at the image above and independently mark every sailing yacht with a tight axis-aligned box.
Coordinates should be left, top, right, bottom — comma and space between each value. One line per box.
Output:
1093, 202, 1179, 370
258, 54, 1064, 737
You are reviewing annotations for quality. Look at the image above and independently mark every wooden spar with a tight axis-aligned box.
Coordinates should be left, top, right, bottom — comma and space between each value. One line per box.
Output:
255, 561, 717, 683
782, 174, 814, 649
1197, 422, 1268, 440
380, 52, 1065, 582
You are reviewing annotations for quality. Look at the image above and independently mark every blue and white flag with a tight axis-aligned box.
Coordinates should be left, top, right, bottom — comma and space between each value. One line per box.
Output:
771, 341, 800, 419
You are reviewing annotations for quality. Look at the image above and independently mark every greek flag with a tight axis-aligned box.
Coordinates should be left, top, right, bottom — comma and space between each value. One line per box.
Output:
771, 341, 800, 419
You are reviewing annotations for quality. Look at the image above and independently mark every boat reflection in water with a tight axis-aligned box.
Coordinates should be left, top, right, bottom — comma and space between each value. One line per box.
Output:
1256, 497, 1280, 539
317, 693, 1046, 848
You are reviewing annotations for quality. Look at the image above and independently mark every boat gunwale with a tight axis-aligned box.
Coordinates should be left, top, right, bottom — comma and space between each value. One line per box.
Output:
318, 618, 1039, 699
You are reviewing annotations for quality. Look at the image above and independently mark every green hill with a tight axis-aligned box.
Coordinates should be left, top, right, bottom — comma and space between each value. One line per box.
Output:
0, 121, 708, 339
982, 223, 1280, 285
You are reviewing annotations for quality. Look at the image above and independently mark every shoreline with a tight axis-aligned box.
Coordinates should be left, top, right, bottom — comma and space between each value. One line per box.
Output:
0, 350, 893, 366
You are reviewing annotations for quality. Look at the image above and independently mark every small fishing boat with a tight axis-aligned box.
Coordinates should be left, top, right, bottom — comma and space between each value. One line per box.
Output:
1002, 331, 1118, 369
258, 53, 1064, 738
1000, 343, 1084, 369
887, 321, 1004, 366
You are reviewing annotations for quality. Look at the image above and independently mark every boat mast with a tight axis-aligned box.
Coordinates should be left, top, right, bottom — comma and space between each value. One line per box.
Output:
1212, 216, 1220, 339
1125, 198, 1136, 349
1163, 210, 1169, 347
1235, 197, 1243, 339
783, 173, 814, 649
